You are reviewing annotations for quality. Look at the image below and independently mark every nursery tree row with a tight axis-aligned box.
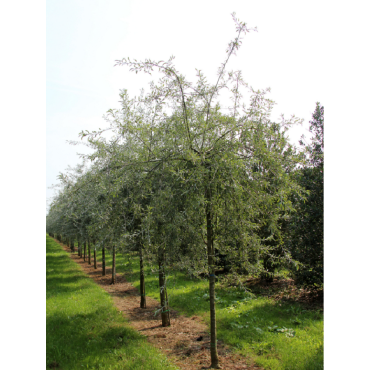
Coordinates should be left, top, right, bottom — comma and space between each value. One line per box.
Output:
46, 14, 323, 369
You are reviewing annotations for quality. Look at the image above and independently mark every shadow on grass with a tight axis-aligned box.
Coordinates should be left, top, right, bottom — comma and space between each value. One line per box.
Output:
52, 244, 323, 370
47, 309, 149, 369
46, 236, 176, 370
168, 288, 323, 370
111, 251, 323, 370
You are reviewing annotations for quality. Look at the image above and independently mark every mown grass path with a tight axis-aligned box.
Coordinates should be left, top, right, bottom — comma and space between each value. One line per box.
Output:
46, 236, 177, 370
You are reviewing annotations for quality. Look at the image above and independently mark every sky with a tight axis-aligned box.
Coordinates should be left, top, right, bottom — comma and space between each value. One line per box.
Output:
46, 0, 329, 208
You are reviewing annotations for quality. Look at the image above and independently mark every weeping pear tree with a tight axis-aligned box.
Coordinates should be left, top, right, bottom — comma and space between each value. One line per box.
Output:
74, 14, 304, 368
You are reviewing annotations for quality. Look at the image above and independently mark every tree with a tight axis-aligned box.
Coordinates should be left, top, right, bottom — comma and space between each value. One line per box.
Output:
288, 103, 324, 289
48, 14, 306, 368
77, 13, 303, 368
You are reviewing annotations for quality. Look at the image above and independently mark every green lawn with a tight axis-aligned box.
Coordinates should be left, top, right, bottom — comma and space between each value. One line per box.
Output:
98, 250, 323, 370
46, 236, 178, 370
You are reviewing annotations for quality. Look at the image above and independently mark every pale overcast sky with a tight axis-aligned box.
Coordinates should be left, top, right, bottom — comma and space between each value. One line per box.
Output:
46, 0, 329, 207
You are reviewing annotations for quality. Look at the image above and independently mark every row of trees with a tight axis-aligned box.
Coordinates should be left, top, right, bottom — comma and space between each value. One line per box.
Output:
46, 15, 323, 369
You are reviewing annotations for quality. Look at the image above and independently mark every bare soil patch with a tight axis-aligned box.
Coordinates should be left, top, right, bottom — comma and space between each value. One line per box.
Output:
58, 242, 263, 370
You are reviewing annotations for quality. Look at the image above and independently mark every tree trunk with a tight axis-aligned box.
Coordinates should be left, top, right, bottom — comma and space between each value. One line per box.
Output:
158, 247, 170, 327
112, 246, 116, 284
71, 239, 75, 252
88, 239, 91, 265
206, 181, 220, 368
102, 247, 106, 276
84, 241, 86, 261
94, 247, 97, 269
140, 244, 146, 308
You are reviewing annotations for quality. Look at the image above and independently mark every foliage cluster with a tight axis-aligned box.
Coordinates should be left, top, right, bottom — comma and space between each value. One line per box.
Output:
287, 103, 324, 289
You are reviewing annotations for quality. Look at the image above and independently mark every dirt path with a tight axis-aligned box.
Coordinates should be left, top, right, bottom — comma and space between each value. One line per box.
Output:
59, 243, 262, 370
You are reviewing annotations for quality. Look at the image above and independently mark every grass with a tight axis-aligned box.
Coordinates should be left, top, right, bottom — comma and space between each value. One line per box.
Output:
94, 249, 323, 370
46, 236, 178, 370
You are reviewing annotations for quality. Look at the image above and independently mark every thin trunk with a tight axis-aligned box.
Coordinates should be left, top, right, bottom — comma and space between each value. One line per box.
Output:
71, 239, 75, 252
102, 247, 106, 276
94, 247, 97, 269
83, 241, 86, 261
88, 239, 91, 265
139, 243, 146, 308
158, 247, 170, 327
112, 246, 116, 284
206, 181, 220, 368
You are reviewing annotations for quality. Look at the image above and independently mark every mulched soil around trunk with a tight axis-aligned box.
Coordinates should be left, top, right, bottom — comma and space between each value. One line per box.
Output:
59, 242, 263, 370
